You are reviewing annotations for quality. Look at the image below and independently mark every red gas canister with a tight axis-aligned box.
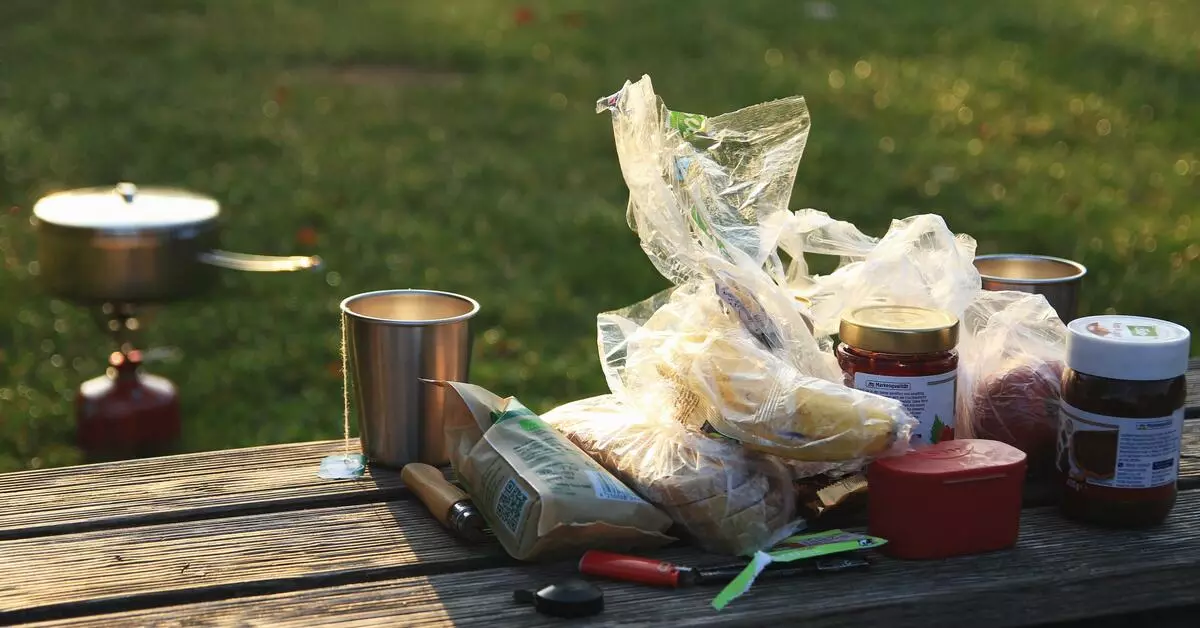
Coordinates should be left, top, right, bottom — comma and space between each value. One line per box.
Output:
868, 439, 1026, 560
76, 350, 181, 462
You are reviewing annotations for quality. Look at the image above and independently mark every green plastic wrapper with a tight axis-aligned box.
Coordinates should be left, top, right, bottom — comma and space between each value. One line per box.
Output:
711, 529, 887, 610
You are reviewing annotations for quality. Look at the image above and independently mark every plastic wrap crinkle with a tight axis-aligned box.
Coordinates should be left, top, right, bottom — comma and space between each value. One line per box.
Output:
956, 291, 1068, 475
543, 396, 803, 556
540, 75, 923, 555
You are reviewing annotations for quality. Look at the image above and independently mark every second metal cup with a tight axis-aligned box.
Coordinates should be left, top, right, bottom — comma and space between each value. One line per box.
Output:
341, 289, 479, 468
973, 254, 1087, 321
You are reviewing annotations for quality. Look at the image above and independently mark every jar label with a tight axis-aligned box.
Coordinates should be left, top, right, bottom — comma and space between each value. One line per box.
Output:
1058, 402, 1183, 489
852, 370, 957, 445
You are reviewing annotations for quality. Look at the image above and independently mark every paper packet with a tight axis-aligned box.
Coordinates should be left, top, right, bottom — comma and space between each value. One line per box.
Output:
432, 381, 674, 561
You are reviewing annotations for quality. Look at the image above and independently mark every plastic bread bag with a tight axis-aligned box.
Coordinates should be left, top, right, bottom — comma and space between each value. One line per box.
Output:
596, 74, 808, 287
776, 208, 878, 299
781, 211, 983, 338
595, 76, 916, 465
955, 291, 1068, 476
542, 395, 810, 556
606, 261, 914, 463
433, 380, 674, 561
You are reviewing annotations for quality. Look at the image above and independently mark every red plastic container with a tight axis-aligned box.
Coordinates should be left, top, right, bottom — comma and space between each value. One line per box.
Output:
868, 439, 1026, 560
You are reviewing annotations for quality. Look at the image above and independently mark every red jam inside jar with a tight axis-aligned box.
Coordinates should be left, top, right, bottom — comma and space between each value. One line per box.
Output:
836, 305, 960, 447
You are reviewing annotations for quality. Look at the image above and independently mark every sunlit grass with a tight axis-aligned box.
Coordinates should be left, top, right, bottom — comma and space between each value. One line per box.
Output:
0, 0, 1195, 470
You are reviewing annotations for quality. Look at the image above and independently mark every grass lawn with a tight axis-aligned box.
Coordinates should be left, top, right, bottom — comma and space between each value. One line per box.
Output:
0, 0, 1197, 471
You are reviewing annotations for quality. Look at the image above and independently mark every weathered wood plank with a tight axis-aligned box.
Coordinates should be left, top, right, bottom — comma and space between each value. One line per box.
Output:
0, 498, 509, 624
1, 358, 1195, 541
30, 490, 1200, 628
1180, 419, 1200, 481
0, 440, 402, 540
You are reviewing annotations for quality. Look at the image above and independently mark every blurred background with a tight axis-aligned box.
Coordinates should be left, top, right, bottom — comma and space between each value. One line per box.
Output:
1, 0, 1197, 471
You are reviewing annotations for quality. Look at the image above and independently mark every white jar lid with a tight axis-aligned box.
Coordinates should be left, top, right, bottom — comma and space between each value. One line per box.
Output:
1065, 315, 1190, 381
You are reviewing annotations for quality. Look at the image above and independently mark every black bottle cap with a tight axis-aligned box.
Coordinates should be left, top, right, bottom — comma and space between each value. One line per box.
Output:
513, 579, 604, 618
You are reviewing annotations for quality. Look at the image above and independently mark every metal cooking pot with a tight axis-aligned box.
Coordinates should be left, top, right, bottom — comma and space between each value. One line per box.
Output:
32, 182, 322, 304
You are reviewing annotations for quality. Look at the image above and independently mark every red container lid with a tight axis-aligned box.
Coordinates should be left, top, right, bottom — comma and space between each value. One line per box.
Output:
873, 439, 1026, 480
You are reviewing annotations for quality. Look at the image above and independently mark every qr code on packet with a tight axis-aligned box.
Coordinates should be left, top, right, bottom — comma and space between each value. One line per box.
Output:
495, 478, 529, 534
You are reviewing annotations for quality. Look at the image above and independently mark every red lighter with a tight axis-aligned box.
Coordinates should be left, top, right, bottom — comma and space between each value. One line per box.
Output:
578, 550, 871, 588
578, 550, 694, 588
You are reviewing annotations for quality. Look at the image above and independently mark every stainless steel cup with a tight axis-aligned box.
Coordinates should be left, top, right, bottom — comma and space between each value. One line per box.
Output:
341, 289, 480, 468
974, 254, 1087, 321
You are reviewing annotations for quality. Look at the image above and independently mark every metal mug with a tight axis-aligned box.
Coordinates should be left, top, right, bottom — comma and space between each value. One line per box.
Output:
973, 254, 1087, 321
341, 289, 480, 468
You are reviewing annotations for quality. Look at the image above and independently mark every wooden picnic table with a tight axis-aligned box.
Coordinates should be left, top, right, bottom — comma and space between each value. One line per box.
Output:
1, 360, 1198, 627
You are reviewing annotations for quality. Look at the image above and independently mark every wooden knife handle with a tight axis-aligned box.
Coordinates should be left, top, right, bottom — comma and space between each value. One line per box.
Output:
401, 463, 467, 528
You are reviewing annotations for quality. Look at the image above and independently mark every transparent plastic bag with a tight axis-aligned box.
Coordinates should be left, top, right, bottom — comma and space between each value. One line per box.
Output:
584, 77, 917, 554
597, 74, 808, 287
956, 291, 1067, 475
600, 261, 913, 463
597, 76, 915, 464
782, 212, 982, 337
542, 395, 805, 556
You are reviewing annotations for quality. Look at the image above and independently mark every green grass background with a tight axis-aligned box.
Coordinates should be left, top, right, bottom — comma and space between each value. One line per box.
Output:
1, 0, 1196, 471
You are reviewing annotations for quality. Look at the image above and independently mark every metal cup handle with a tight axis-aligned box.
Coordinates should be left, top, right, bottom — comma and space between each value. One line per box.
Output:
199, 250, 322, 272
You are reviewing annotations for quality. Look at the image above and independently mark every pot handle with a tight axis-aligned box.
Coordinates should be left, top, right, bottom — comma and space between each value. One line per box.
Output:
199, 250, 323, 272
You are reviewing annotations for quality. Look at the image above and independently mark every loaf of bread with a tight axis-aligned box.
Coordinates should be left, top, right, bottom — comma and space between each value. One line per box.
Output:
543, 395, 798, 556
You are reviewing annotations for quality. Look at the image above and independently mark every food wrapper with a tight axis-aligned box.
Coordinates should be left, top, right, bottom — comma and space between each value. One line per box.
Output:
596, 76, 916, 465
956, 291, 1068, 475
578, 76, 918, 554
780, 210, 983, 338
711, 529, 887, 610
794, 472, 869, 521
596, 75, 806, 287
543, 395, 804, 556
433, 381, 674, 561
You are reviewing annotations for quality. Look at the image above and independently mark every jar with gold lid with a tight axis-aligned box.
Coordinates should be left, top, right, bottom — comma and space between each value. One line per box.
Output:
836, 305, 960, 446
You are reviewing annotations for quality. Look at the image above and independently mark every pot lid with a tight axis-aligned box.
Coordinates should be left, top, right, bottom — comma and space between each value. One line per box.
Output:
33, 182, 220, 229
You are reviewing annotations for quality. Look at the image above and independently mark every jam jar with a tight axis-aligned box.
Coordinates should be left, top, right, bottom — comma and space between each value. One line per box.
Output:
1058, 315, 1190, 528
837, 305, 960, 446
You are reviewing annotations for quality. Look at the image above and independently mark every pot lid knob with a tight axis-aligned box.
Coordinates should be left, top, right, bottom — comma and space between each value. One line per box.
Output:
115, 182, 138, 204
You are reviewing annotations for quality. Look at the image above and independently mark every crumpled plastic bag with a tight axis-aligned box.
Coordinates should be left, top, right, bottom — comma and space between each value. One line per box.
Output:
543, 395, 811, 556
602, 274, 910, 463
596, 75, 807, 286
561, 75, 918, 554
597, 76, 914, 465
780, 210, 983, 338
956, 291, 1068, 475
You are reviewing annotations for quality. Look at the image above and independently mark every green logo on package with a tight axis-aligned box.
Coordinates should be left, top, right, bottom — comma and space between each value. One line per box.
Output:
490, 401, 538, 425
1127, 324, 1158, 338
668, 110, 707, 137
518, 418, 544, 432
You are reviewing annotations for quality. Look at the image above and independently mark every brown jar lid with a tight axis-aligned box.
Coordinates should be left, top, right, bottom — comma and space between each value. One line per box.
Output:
839, 305, 959, 354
